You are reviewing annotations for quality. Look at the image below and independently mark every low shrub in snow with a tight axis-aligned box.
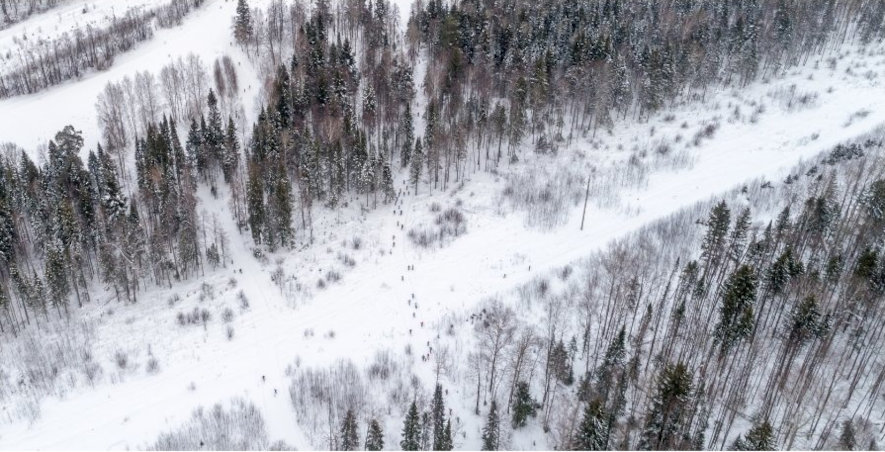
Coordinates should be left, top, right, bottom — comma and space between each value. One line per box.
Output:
408, 207, 467, 248
149, 399, 270, 450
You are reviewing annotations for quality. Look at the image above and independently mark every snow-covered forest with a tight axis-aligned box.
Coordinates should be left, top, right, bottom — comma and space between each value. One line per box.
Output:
0, 0, 884, 450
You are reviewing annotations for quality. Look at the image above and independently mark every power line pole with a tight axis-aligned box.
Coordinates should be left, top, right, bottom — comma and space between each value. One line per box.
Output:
580, 171, 592, 231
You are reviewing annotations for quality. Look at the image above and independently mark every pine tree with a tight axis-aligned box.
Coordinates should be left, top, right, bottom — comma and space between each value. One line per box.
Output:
481, 400, 500, 451
234, 0, 253, 45
511, 381, 536, 429
400, 401, 421, 451
574, 398, 608, 451
639, 362, 694, 450
366, 419, 384, 451
339, 409, 359, 451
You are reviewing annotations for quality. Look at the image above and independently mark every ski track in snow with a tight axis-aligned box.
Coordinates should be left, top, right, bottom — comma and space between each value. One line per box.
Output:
0, 3, 885, 449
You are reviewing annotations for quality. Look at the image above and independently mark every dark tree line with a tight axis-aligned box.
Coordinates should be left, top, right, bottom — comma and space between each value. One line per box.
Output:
238, 0, 406, 249
236, 0, 885, 220
401, 0, 885, 188
0, 0, 205, 98
0, 86, 236, 335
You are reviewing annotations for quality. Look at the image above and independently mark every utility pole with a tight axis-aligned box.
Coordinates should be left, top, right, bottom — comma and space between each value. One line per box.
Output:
580, 170, 592, 231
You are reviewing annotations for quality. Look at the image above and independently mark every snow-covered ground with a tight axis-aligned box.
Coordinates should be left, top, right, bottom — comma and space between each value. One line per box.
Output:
0, 28, 883, 448
0, 0, 168, 50
1, 0, 885, 447
0, 0, 264, 155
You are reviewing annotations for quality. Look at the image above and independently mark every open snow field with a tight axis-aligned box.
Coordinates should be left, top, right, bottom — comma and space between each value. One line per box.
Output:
0, 0, 263, 155
0, 0, 884, 448
0, 0, 167, 48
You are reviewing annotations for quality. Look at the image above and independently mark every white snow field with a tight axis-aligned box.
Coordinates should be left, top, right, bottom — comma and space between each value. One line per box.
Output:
0, 0, 167, 48
0, 1, 884, 449
0, 0, 263, 155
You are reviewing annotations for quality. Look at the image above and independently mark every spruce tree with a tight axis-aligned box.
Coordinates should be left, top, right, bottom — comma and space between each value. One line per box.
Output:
272, 173, 293, 247
400, 401, 421, 451
597, 326, 626, 401
574, 398, 608, 451
838, 419, 856, 451
714, 265, 757, 356
438, 419, 453, 451
511, 381, 536, 429
379, 152, 395, 203
274, 66, 292, 127
639, 362, 694, 450
700, 201, 732, 278
400, 103, 414, 167
366, 419, 384, 451
222, 117, 240, 184
410, 138, 423, 195
205, 90, 224, 174
44, 239, 69, 316
186, 118, 205, 176
787, 296, 830, 347
339, 409, 359, 451
420, 412, 432, 451
246, 163, 264, 244
481, 400, 500, 451
234, 0, 253, 45
732, 419, 775, 451
431, 384, 446, 450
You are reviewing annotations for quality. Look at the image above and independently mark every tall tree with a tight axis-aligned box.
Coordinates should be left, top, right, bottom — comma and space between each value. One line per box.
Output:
639, 362, 694, 450
339, 409, 359, 451
233, 0, 253, 45
574, 398, 608, 451
481, 400, 500, 451
431, 384, 447, 450
512, 381, 536, 429
222, 117, 240, 184
400, 401, 421, 451
410, 138, 423, 195
365, 419, 384, 451
714, 265, 758, 356
731, 419, 776, 451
